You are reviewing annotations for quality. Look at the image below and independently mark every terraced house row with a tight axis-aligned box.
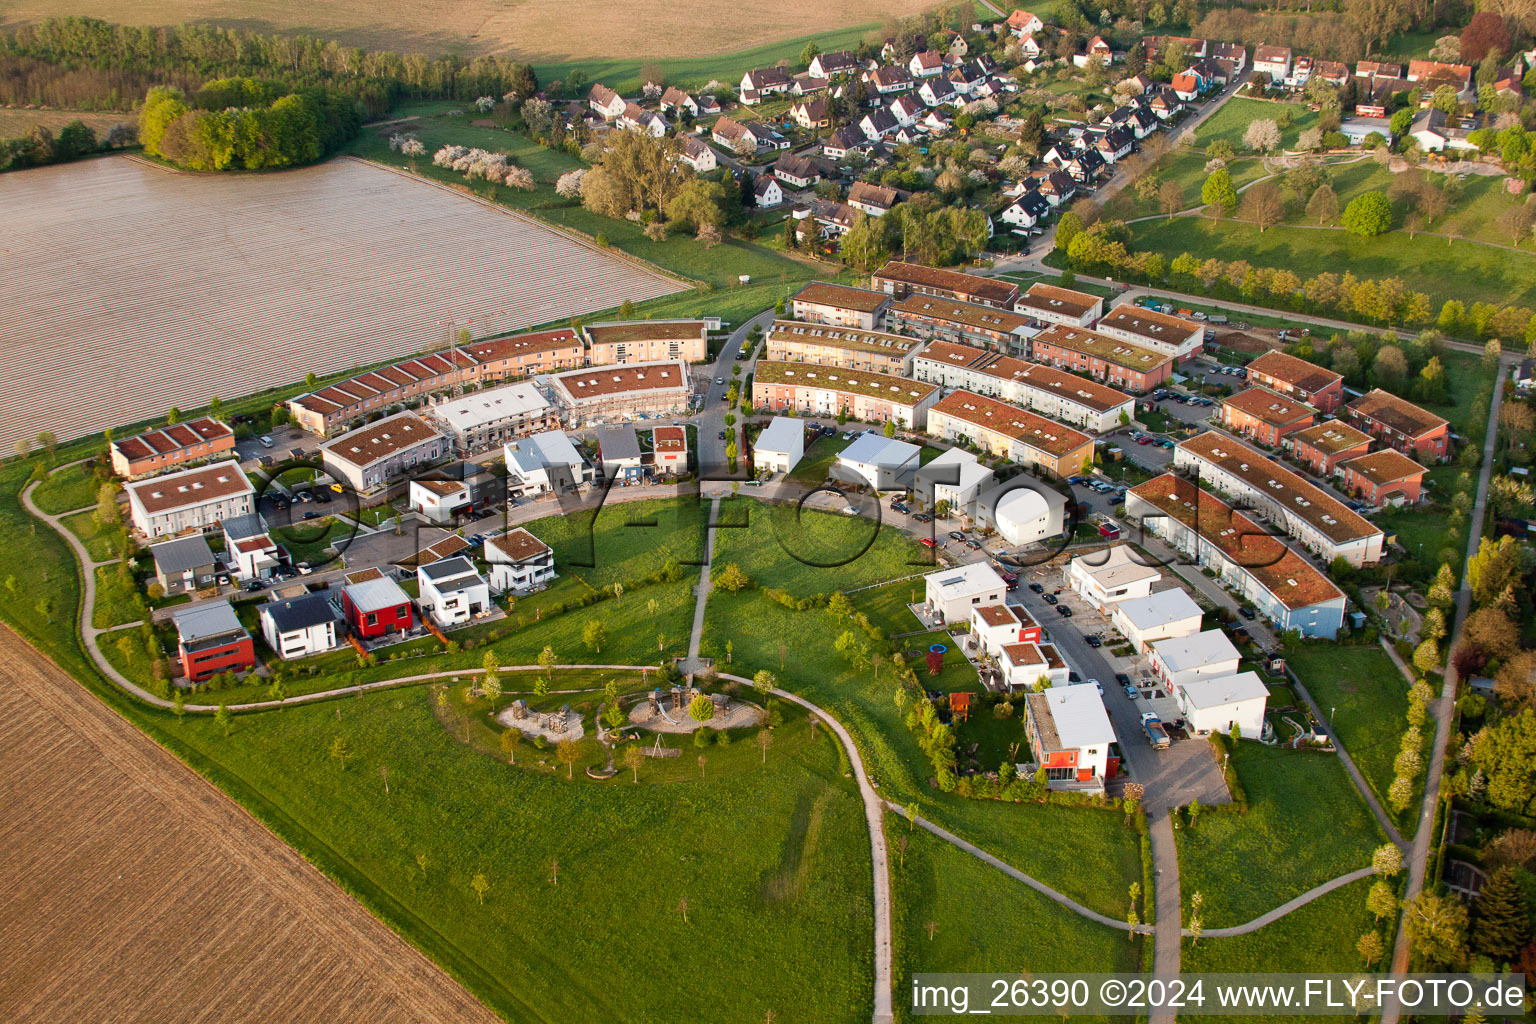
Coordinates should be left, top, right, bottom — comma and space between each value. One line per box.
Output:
911, 341, 1135, 433
926, 390, 1094, 477
751, 361, 941, 428
288, 320, 711, 435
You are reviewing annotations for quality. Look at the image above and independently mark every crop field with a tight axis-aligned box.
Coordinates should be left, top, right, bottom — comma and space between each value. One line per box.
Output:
0, 0, 932, 61
0, 109, 130, 137
0, 626, 500, 1024
0, 155, 683, 450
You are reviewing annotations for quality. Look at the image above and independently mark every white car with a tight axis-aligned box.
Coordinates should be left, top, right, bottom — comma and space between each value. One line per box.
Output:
841, 505, 859, 516
258, 435, 275, 448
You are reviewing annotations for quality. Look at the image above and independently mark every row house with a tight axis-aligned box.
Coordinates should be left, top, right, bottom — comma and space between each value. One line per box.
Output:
926, 389, 1094, 478
1028, 325, 1172, 393
586, 319, 709, 365
1014, 282, 1102, 327
1244, 350, 1344, 412
423, 380, 559, 456
1095, 303, 1206, 362
1339, 449, 1426, 507
1126, 473, 1347, 639
791, 282, 891, 330
1345, 389, 1450, 461
1286, 420, 1372, 477
751, 360, 940, 429
126, 461, 254, 539
912, 340, 1134, 433
764, 319, 924, 376
550, 361, 690, 426
462, 328, 587, 385
887, 294, 1036, 354
111, 418, 236, 479
870, 260, 1018, 308
1219, 386, 1318, 446
320, 411, 446, 494
288, 349, 473, 436
1173, 430, 1384, 567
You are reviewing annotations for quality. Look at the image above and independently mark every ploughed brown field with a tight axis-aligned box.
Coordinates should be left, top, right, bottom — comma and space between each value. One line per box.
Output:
0, 626, 500, 1024
0, 155, 682, 451
0, 0, 933, 59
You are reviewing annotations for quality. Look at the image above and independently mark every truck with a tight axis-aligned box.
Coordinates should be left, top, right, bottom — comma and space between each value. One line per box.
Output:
1141, 712, 1170, 750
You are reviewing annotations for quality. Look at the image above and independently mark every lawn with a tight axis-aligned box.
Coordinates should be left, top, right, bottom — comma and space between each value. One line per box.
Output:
30, 460, 101, 514
92, 564, 148, 630
850, 578, 926, 636
280, 518, 355, 566
1282, 642, 1420, 827
1193, 97, 1319, 152
891, 826, 1142, 1023
788, 433, 856, 486
1174, 742, 1382, 928
523, 495, 710, 590
62, 509, 124, 562
1103, 150, 1271, 222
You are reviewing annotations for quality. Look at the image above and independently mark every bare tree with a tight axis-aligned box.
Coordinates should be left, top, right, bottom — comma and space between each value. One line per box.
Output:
1240, 181, 1286, 232
1158, 180, 1186, 220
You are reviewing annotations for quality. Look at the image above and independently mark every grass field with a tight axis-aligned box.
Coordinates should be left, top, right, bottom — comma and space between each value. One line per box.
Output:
523, 495, 711, 589
61, 508, 122, 561
1174, 742, 1381, 928
0, 108, 130, 137
1193, 97, 1319, 152
29, 460, 98, 514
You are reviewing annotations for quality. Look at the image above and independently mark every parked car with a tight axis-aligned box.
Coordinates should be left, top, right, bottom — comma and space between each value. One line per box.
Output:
1238, 606, 1257, 620
913, 513, 933, 523
1123, 684, 1139, 699
258, 435, 275, 448
1115, 672, 1132, 687
1056, 605, 1073, 617
715, 377, 724, 385
948, 531, 965, 541
296, 564, 314, 576
920, 537, 936, 548
1085, 634, 1102, 647
1028, 582, 1045, 594
841, 505, 859, 516
1044, 594, 1058, 605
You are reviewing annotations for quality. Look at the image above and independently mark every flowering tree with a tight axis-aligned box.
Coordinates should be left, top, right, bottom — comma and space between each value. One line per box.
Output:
555, 168, 587, 197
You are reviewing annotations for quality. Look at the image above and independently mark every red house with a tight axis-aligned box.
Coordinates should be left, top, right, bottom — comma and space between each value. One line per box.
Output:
1346, 389, 1451, 463
1245, 351, 1345, 413
1220, 386, 1317, 446
172, 601, 255, 683
340, 569, 414, 638
1339, 449, 1426, 506
1287, 420, 1372, 477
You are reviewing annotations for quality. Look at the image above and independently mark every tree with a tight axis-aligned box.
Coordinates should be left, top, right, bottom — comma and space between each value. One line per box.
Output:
1367, 879, 1397, 920
1470, 709, 1536, 813
1186, 891, 1204, 946
499, 727, 521, 765
623, 743, 645, 782
1472, 865, 1530, 961
757, 728, 773, 763
688, 693, 715, 722
215, 704, 232, 736
752, 669, 775, 695
1242, 118, 1281, 152
36, 431, 56, 459
1403, 891, 1470, 968
1468, 536, 1522, 608
537, 645, 558, 688
1412, 638, 1441, 674
714, 563, 750, 591
1496, 652, 1536, 708
1372, 345, 1408, 388
1200, 168, 1237, 216
1348, 0, 1408, 56
556, 739, 581, 779
1499, 204, 1534, 246
1462, 11, 1512, 65
1373, 843, 1403, 876
470, 873, 490, 904
582, 619, 607, 655
1342, 192, 1393, 237
1239, 181, 1285, 232
1055, 210, 1085, 251
1466, 607, 1520, 659
1357, 930, 1385, 968
329, 735, 351, 770
1306, 184, 1340, 225
1157, 180, 1185, 221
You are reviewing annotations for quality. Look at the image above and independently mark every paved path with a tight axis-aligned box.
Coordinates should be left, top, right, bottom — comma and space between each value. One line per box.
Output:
1149, 811, 1181, 1022
1199, 866, 1377, 938
1382, 356, 1506, 1020
683, 495, 721, 675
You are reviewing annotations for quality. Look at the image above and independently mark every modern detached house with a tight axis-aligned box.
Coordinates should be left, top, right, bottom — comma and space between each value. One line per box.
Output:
485, 528, 557, 595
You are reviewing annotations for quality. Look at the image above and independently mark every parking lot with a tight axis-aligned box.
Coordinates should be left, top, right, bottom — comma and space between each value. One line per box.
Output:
1007, 567, 1232, 810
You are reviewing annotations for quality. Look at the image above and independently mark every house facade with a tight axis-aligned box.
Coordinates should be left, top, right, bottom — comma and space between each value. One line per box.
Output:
486, 528, 557, 594
790, 282, 892, 329
1345, 389, 1450, 462
751, 361, 940, 429
111, 418, 236, 478
173, 601, 255, 683
926, 390, 1094, 477
125, 462, 254, 539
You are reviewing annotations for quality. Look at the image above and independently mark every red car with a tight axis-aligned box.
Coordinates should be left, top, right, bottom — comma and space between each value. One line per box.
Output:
920, 537, 936, 548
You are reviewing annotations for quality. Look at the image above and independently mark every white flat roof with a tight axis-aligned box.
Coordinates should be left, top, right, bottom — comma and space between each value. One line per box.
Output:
926, 561, 1006, 599
506, 430, 582, 474
839, 433, 920, 468
1071, 544, 1160, 588
1113, 589, 1203, 631
755, 416, 803, 454
1040, 684, 1115, 750
430, 381, 550, 432
1180, 671, 1268, 710
1151, 629, 1239, 674
919, 446, 992, 490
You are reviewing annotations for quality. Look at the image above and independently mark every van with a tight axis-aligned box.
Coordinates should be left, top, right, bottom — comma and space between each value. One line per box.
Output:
258, 435, 275, 448
1208, 314, 1229, 324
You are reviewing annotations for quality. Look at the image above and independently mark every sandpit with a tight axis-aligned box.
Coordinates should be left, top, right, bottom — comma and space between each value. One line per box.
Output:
494, 703, 585, 743
627, 697, 764, 733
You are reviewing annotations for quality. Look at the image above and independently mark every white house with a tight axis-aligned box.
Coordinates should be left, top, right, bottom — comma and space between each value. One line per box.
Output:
587, 84, 627, 119
125, 461, 254, 539
417, 555, 492, 627
1006, 10, 1044, 38
971, 603, 1044, 657
222, 513, 280, 582
1024, 684, 1115, 789
1065, 545, 1160, 610
753, 175, 784, 208
1149, 630, 1241, 689
1252, 45, 1293, 83
1177, 671, 1268, 738
408, 478, 471, 523
923, 562, 1007, 624
1000, 641, 1070, 692
1109, 589, 1204, 653
912, 447, 993, 516
976, 481, 1069, 547
681, 136, 718, 173
485, 528, 556, 595
504, 431, 592, 495
834, 433, 921, 491
1000, 191, 1051, 230
259, 591, 339, 660
753, 416, 805, 475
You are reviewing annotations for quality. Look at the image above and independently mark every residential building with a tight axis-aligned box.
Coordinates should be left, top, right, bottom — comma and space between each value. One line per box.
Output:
975, 478, 1069, 546
999, 191, 1051, 230
1094, 304, 1206, 362
971, 603, 1043, 657
810, 50, 860, 78
1006, 9, 1043, 36
260, 590, 340, 659
586, 320, 709, 365
549, 361, 690, 425
790, 282, 892, 329
287, 350, 473, 435
1356, 60, 1403, 80
753, 176, 785, 208
408, 477, 472, 523
504, 431, 593, 495
1339, 116, 1395, 145
859, 107, 900, 140
753, 416, 805, 475
596, 425, 645, 483
1173, 431, 1384, 566
740, 67, 791, 99
1409, 108, 1487, 152
910, 50, 946, 78
417, 556, 492, 627
619, 102, 667, 137
588, 84, 626, 119
1001, 642, 1071, 692
424, 381, 557, 456
172, 601, 254, 683
1149, 629, 1240, 689
320, 412, 446, 493
652, 425, 689, 476
911, 341, 1134, 433
1177, 672, 1268, 737
1345, 389, 1450, 462
913, 447, 994, 515
1014, 283, 1103, 327
822, 125, 871, 159
1245, 350, 1344, 412
1406, 58, 1472, 89
1287, 420, 1372, 476
751, 361, 941, 429
764, 320, 924, 375
111, 418, 235, 478
1126, 473, 1348, 638
1023, 686, 1116, 788
834, 434, 922, 491
927, 390, 1095, 477
339, 572, 413, 639
1219, 386, 1318, 445
1066, 544, 1161, 611
871, 261, 1020, 309
1253, 45, 1293, 82
847, 181, 900, 216
125, 462, 254, 538
466, 328, 586, 383
658, 87, 698, 116
923, 562, 1007, 624
1028, 325, 1173, 393
789, 98, 832, 130
774, 153, 822, 189
485, 528, 556, 594
680, 135, 717, 172
1109, 588, 1204, 653
1339, 449, 1426, 506
867, 65, 915, 94
223, 514, 281, 581
887, 295, 1035, 354
149, 535, 219, 595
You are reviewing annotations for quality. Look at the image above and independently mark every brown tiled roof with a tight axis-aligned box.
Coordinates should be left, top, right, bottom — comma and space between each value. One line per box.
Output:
1222, 386, 1317, 427
321, 412, 442, 470
553, 362, 688, 401
1032, 325, 1171, 374
792, 282, 891, 313
1003, 641, 1045, 666
891, 294, 1033, 334
847, 181, 899, 209
343, 567, 386, 584
114, 418, 232, 463
653, 426, 688, 451
931, 390, 1092, 457
1096, 305, 1203, 344
127, 462, 251, 515
415, 534, 471, 566
1016, 282, 1100, 319
873, 261, 1019, 305
1246, 350, 1342, 393
466, 328, 582, 362
1128, 473, 1344, 610
586, 320, 706, 345
486, 528, 551, 563
1347, 389, 1448, 439
1290, 420, 1371, 454
1340, 448, 1424, 485
767, 320, 922, 357
753, 361, 938, 405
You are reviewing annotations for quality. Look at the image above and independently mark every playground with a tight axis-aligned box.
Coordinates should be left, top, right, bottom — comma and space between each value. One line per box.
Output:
495, 700, 586, 743
627, 686, 764, 733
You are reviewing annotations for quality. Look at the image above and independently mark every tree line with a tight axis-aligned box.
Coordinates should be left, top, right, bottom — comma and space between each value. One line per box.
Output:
139, 80, 360, 171
0, 17, 538, 117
